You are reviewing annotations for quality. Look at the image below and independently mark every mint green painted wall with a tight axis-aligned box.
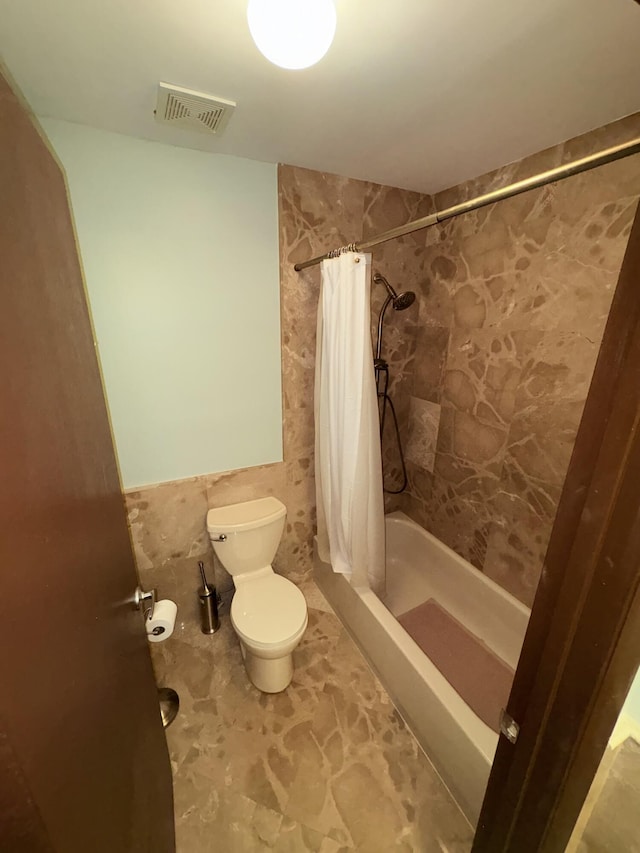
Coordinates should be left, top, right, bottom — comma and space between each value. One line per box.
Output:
42, 119, 282, 488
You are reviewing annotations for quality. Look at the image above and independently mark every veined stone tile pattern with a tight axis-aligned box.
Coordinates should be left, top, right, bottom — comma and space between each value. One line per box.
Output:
151, 591, 473, 852
406, 397, 441, 474
125, 463, 288, 600
365, 183, 434, 496
402, 112, 640, 607
278, 165, 433, 533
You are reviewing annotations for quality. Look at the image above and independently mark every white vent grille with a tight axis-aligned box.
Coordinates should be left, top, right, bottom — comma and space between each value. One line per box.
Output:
155, 83, 236, 136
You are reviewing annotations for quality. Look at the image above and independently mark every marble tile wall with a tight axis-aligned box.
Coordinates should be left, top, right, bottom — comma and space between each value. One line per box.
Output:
125, 462, 287, 621
125, 167, 430, 614
363, 186, 435, 505
400, 112, 640, 607
280, 168, 433, 517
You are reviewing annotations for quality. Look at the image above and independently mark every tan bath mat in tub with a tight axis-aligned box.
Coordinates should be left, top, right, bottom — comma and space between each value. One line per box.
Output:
398, 598, 514, 733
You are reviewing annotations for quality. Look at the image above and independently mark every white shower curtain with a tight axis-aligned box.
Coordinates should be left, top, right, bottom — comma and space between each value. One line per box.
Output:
314, 251, 385, 593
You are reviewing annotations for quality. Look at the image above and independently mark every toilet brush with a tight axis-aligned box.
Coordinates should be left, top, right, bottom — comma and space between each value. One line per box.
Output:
198, 561, 220, 634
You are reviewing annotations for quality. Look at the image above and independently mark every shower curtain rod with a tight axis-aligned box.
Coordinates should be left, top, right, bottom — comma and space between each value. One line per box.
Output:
293, 137, 640, 272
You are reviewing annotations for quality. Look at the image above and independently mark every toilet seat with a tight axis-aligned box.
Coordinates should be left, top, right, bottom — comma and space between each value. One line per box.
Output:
231, 574, 307, 647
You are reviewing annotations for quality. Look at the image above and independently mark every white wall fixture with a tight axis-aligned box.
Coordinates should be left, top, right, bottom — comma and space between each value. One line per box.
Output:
155, 83, 236, 136
247, 0, 336, 70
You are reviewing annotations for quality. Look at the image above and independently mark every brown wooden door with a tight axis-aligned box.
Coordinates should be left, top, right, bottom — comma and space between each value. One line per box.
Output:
0, 72, 174, 852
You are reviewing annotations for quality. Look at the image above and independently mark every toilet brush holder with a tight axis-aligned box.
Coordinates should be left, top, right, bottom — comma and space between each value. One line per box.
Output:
198, 561, 220, 634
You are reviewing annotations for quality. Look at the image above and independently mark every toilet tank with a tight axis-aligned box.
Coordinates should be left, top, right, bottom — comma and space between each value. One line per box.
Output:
206, 497, 286, 577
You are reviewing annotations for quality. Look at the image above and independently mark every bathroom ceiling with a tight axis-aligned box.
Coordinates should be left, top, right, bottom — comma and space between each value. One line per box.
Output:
1, 0, 639, 193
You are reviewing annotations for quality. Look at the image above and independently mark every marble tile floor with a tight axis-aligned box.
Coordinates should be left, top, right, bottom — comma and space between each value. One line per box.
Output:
151, 581, 474, 853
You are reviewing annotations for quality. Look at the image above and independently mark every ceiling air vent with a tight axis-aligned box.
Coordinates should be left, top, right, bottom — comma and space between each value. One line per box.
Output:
155, 83, 236, 136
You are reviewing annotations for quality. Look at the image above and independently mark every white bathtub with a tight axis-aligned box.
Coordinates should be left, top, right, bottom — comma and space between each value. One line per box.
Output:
313, 510, 530, 824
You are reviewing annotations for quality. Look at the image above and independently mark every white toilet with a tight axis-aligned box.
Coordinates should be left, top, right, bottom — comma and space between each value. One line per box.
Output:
206, 496, 308, 693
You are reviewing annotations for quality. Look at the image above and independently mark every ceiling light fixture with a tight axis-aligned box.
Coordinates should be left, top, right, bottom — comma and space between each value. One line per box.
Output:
247, 0, 336, 70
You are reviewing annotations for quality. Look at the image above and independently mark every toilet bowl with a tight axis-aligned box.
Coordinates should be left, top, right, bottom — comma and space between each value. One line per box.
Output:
206, 496, 307, 693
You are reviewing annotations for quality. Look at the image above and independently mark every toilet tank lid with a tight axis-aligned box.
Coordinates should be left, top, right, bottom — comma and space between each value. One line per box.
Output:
206, 496, 286, 534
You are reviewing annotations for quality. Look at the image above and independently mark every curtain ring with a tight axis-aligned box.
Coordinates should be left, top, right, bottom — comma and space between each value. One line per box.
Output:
326, 242, 359, 259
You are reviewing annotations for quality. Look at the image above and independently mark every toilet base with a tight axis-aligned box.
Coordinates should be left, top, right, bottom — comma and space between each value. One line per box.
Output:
240, 642, 294, 693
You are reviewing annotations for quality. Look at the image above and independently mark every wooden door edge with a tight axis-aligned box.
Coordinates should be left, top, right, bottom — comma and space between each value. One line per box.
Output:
541, 577, 640, 850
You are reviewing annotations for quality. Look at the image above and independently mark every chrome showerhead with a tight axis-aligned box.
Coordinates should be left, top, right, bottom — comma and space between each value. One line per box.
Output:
373, 273, 416, 311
